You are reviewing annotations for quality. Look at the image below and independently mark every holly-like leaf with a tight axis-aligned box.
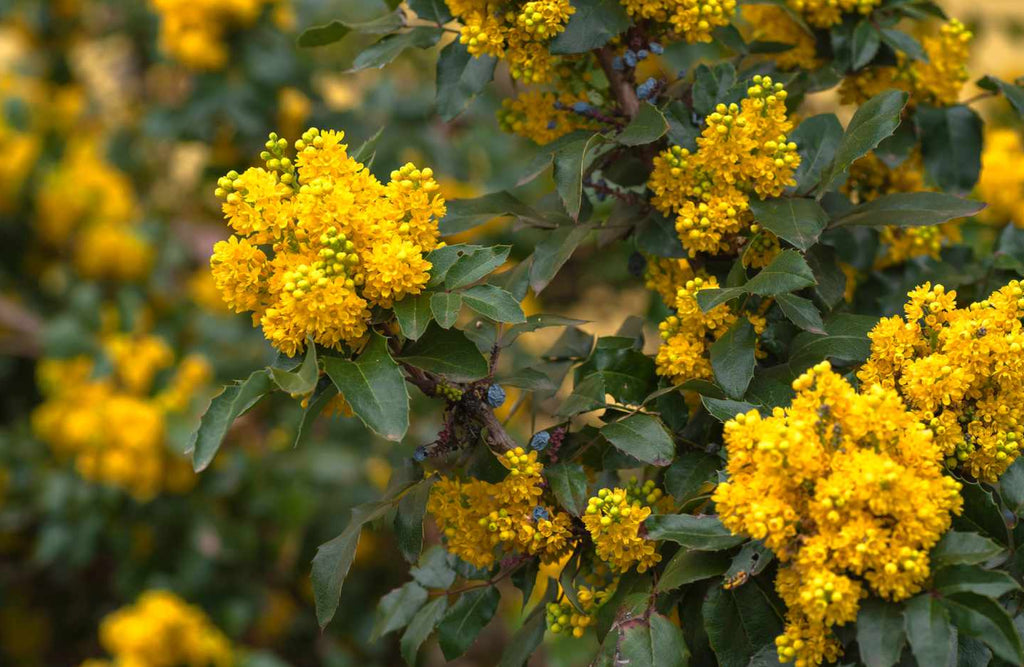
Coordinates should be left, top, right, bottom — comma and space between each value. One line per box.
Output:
436, 41, 497, 121
857, 598, 906, 667
903, 594, 953, 667
710, 319, 756, 400
917, 104, 983, 195
748, 197, 828, 251
617, 102, 669, 146
445, 245, 512, 289
933, 565, 1020, 598
701, 396, 759, 423
371, 581, 429, 640
618, 612, 690, 667
553, 134, 602, 220
702, 582, 783, 667
645, 514, 746, 550
436, 587, 501, 660
601, 413, 676, 466
790, 114, 843, 194
830, 191, 985, 228
930, 531, 1005, 567
189, 370, 274, 471
397, 324, 489, 382
656, 550, 731, 592
394, 293, 433, 340
461, 285, 526, 323
819, 89, 909, 193
323, 333, 410, 441
400, 596, 448, 665
544, 462, 589, 516
350, 27, 443, 71
529, 224, 592, 293
430, 292, 462, 329
549, 0, 629, 54
941, 592, 1024, 664
776, 293, 826, 333
697, 250, 816, 311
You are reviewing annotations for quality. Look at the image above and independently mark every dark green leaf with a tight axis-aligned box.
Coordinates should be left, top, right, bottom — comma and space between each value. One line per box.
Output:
904, 594, 952, 667
955, 482, 1007, 544
619, 613, 690, 667
656, 550, 730, 592
350, 27, 443, 71
411, 546, 457, 589
529, 224, 592, 293
190, 370, 274, 471
436, 41, 496, 121
788, 313, 877, 371
440, 192, 543, 236
618, 102, 669, 146
497, 603, 551, 667
710, 319, 756, 400
297, 12, 405, 48
664, 451, 720, 502
941, 592, 1024, 664
397, 324, 488, 381
437, 587, 501, 660
851, 21, 881, 69
857, 598, 906, 667
498, 366, 558, 392
549, 0, 629, 54
409, 0, 452, 25
749, 197, 829, 251
820, 89, 909, 193
445, 245, 512, 289
805, 244, 847, 308
461, 285, 526, 323
601, 413, 676, 467
697, 250, 816, 311
293, 384, 337, 449
725, 541, 773, 580
395, 479, 434, 563
917, 104, 983, 195
880, 28, 928, 62
978, 75, 1024, 118
931, 531, 1006, 568
703, 582, 783, 667
790, 114, 843, 194
776, 293, 826, 333
400, 596, 448, 665
269, 342, 318, 395
934, 565, 1020, 598
556, 372, 606, 416
693, 63, 738, 117
371, 582, 429, 640
545, 462, 589, 516
645, 514, 746, 550
831, 191, 985, 227
701, 397, 759, 423
323, 334, 409, 441
430, 292, 462, 329
999, 457, 1024, 516
394, 293, 433, 340
553, 134, 602, 219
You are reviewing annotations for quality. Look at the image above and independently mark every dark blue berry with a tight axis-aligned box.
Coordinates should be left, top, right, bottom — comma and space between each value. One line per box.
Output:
612, 56, 625, 71
624, 51, 638, 68
487, 384, 506, 408
650, 42, 664, 55
532, 506, 551, 521
530, 431, 551, 450
413, 446, 427, 462
572, 102, 591, 113
547, 120, 557, 130
637, 49, 649, 60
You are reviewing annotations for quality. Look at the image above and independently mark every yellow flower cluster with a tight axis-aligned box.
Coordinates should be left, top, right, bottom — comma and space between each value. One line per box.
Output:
976, 128, 1024, 227
740, 5, 819, 70
582, 487, 660, 573
655, 276, 766, 384
497, 90, 599, 145
81, 590, 233, 667
545, 581, 615, 637
714, 362, 962, 666
621, 0, 737, 43
860, 282, 1024, 482
427, 447, 575, 568
211, 128, 445, 356
35, 138, 152, 281
788, 0, 881, 29
844, 151, 961, 265
32, 334, 211, 501
840, 19, 973, 107
448, 0, 575, 82
648, 76, 800, 255
643, 255, 695, 305
149, 0, 272, 70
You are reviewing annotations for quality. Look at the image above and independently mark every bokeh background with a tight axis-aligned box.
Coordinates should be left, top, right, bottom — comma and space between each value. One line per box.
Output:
0, 0, 1022, 665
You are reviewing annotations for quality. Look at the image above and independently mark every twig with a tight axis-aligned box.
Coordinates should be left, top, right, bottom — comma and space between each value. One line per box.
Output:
595, 46, 640, 119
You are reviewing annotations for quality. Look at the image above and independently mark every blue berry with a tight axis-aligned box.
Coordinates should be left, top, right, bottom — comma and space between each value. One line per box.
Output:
547, 120, 557, 130
487, 384, 506, 408
650, 42, 664, 55
623, 51, 638, 68
612, 56, 625, 71
530, 431, 551, 450
413, 446, 427, 462
637, 49, 649, 60
572, 101, 591, 113
532, 506, 551, 521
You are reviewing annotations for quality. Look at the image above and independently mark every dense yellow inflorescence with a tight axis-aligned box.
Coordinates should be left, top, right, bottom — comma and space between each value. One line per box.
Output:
620, 0, 737, 43
740, 4, 819, 70
545, 577, 617, 637
840, 19, 973, 107
149, 0, 273, 69
427, 447, 575, 568
648, 76, 800, 255
714, 362, 963, 666
32, 334, 211, 501
787, 0, 881, 28
582, 486, 661, 573
655, 276, 766, 384
497, 89, 600, 145
447, 0, 576, 83
35, 138, 152, 281
643, 255, 695, 305
81, 590, 233, 667
211, 128, 445, 356
844, 151, 962, 265
860, 282, 1024, 482
976, 128, 1024, 227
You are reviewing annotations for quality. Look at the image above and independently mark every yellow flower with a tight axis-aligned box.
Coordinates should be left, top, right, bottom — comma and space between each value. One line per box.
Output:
621, 0, 737, 43
149, 0, 271, 70
741, 5, 820, 70
714, 362, 962, 665
976, 128, 1024, 227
